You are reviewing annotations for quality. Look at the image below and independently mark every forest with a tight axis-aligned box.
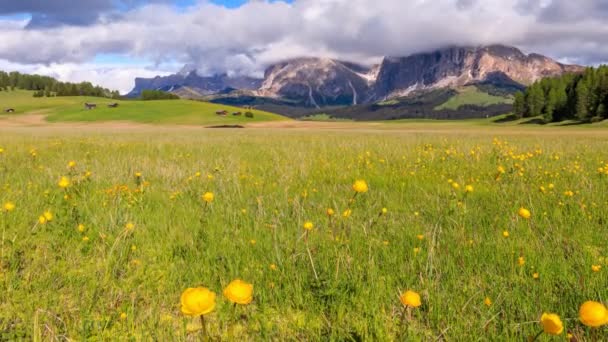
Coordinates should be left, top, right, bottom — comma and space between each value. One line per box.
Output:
0, 70, 120, 99
514, 66, 608, 122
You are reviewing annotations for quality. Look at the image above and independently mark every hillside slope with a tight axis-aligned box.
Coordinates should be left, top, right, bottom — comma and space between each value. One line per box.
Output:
0, 90, 287, 125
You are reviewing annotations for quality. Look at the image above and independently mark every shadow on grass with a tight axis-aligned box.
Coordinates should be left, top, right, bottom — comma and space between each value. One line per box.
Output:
519, 118, 547, 125
493, 114, 519, 123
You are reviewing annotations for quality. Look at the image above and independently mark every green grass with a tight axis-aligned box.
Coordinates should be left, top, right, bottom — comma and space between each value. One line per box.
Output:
435, 86, 513, 110
0, 90, 287, 125
300, 114, 353, 122
0, 126, 607, 340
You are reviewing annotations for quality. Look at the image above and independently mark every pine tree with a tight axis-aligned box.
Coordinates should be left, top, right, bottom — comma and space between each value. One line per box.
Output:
513, 91, 526, 117
576, 81, 590, 121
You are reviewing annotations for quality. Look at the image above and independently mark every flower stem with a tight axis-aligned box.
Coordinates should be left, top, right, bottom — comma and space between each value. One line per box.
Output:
530, 330, 543, 342
200, 315, 208, 341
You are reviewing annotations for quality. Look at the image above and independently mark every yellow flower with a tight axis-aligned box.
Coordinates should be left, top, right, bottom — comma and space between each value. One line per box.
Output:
180, 287, 216, 316
592, 265, 602, 272
497, 165, 506, 174
381, 207, 388, 215
416, 234, 424, 241
465, 185, 474, 193
134, 172, 142, 178
120, 312, 127, 320
342, 209, 352, 218
43, 211, 53, 222
540, 313, 564, 335
270, 264, 277, 271
223, 279, 253, 305
484, 297, 492, 306
303, 221, 314, 231
202, 192, 214, 203
58, 176, 71, 189
67, 160, 76, 169
399, 290, 422, 308
413, 247, 421, 254
3, 201, 15, 212
326, 208, 335, 216
502, 231, 510, 238
125, 222, 135, 231
451, 182, 460, 190
82, 236, 89, 242
352, 180, 369, 193
518, 207, 531, 219
518, 256, 525, 266
38, 216, 47, 224
533, 272, 540, 279
77, 224, 85, 232
579, 301, 608, 328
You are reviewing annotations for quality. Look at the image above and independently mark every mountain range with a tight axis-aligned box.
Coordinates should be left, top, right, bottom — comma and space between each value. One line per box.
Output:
128, 45, 584, 119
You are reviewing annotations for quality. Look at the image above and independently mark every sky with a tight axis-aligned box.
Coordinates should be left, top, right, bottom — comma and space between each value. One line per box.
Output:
0, 0, 606, 94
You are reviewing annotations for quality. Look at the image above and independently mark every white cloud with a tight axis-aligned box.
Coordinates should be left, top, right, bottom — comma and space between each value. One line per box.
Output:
0, 0, 607, 92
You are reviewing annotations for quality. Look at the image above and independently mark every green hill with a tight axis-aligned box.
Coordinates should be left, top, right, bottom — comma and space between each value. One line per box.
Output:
434, 86, 513, 110
0, 90, 288, 125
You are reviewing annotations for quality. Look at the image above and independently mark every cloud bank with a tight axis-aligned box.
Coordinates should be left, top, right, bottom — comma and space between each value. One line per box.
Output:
0, 0, 606, 93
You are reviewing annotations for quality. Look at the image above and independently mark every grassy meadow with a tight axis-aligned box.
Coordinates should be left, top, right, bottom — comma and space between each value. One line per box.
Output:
1, 125, 607, 341
435, 86, 513, 111
0, 90, 286, 125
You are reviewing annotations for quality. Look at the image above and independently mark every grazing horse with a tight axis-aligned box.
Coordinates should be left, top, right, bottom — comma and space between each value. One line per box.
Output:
84, 103, 97, 110
4, 108, 15, 113
108, 103, 119, 108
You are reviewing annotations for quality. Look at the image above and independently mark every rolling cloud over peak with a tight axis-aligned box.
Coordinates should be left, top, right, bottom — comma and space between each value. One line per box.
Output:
0, 0, 606, 93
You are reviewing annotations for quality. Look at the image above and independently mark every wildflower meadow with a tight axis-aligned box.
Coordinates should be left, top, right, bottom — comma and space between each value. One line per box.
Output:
1, 127, 607, 340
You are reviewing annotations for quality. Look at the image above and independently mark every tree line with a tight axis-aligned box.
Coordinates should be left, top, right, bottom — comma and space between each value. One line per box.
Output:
513, 66, 608, 122
140, 90, 179, 100
0, 70, 120, 99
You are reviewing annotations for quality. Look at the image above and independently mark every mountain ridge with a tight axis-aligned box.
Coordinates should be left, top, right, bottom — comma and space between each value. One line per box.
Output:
128, 44, 584, 112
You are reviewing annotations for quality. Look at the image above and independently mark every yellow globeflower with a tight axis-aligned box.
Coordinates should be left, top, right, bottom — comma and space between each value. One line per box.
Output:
352, 180, 368, 193
579, 301, 608, 328
38, 216, 47, 224
399, 290, 422, 308
43, 211, 53, 222
3, 201, 15, 212
518, 207, 531, 219
180, 287, 216, 316
202, 192, 214, 203
517, 256, 525, 266
77, 224, 85, 232
58, 176, 71, 189
591, 265, 602, 272
484, 297, 492, 306
342, 209, 352, 218
303, 221, 314, 231
223, 279, 253, 305
326, 208, 335, 216
381, 208, 388, 215
125, 222, 135, 231
502, 231, 510, 238
465, 185, 474, 193
540, 313, 564, 335
67, 160, 76, 169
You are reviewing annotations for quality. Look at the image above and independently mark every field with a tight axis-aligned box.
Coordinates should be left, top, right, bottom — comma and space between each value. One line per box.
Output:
1, 121, 607, 341
0, 90, 286, 125
435, 86, 513, 110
